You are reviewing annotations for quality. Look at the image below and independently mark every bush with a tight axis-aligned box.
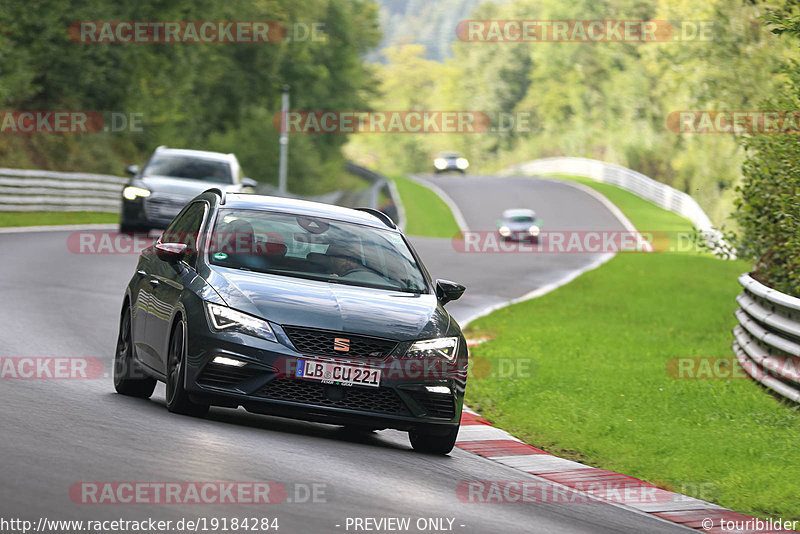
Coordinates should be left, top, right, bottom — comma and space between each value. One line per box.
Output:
734, 68, 800, 297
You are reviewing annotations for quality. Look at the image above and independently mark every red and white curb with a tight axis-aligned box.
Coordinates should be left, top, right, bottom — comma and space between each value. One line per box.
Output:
455, 408, 796, 533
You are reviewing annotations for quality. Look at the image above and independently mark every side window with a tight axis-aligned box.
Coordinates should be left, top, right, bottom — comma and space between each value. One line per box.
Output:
162, 202, 208, 267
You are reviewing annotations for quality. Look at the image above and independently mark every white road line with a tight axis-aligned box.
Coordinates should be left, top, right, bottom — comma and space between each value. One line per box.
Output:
406, 174, 470, 233
0, 223, 118, 234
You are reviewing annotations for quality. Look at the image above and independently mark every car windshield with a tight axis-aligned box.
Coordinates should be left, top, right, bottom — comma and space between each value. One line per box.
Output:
143, 155, 233, 184
208, 209, 428, 294
509, 215, 534, 223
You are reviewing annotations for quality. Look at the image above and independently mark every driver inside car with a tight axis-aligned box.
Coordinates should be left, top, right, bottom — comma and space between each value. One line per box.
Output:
325, 243, 364, 277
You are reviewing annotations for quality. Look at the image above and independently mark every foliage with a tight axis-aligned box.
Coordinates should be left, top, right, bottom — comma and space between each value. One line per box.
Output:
0, 0, 380, 195
735, 67, 800, 296
346, 0, 800, 227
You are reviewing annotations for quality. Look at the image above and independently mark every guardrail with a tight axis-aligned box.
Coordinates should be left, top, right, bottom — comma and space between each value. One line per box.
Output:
0, 167, 126, 212
0, 164, 405, 229
344, 162, 405, 230
732, 273, 800, 403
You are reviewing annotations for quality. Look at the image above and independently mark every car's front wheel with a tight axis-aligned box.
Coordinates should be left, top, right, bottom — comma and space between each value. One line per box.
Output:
166, 318, 209, 417
409, 426, 459, 455
114, 305, 157, 398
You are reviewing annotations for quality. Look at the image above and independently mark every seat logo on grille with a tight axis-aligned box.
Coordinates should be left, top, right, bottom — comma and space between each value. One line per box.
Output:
333, 338, 350, 352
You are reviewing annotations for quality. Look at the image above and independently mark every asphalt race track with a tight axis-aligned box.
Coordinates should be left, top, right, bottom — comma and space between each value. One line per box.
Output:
0, 175, 685, 533
410, 175, 625, 323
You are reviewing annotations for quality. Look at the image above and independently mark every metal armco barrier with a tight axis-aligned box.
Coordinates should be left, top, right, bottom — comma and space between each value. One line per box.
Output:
344, 162, 405, 230
0, 164, 405, 230
732, 273, 800, 403
0, 167, 126, 212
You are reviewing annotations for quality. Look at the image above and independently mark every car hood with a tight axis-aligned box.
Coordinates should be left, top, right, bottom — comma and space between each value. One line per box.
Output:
205, 266, 451, 341
137, 175, 238, 198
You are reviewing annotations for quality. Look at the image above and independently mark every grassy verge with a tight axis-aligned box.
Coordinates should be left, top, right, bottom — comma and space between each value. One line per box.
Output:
0, 211, 118, 228
465, 180, 799, 519
391, 175, 460, 238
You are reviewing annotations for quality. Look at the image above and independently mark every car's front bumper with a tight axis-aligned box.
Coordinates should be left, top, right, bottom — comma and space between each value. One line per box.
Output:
121, 197, 174, 229
121, 192, 193, 229
183, 321, 466, 432
500, 231, 539, 242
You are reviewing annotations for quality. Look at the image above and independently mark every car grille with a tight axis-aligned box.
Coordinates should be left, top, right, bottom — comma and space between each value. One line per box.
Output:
197, 362, 266, 388
282, 326, 398, 359
144, 194, 189, 221
257, 378, 408, 415
407, 390, 456, 419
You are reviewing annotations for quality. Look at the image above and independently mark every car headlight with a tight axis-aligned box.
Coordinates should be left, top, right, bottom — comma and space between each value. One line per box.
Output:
405, 337, 459, 361
499, 225, 511, 237
204, 302, 277, 342
456, 157, 469, 169
122, 186, 151, 200
528, 225, 540, 236
434, 158, 448, 170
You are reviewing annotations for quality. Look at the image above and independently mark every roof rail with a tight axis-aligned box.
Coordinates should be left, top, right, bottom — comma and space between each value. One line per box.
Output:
354, 207, 397, 229
203, 187, 226, 205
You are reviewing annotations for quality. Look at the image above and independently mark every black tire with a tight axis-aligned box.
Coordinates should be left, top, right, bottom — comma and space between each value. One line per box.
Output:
409, 426, 459, 455
166, 319, 209, 417
114, 305, 157, 398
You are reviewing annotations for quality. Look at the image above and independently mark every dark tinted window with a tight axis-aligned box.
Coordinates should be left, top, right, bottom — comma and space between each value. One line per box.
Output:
143, 155, 232, 184
162, 202, 207, 266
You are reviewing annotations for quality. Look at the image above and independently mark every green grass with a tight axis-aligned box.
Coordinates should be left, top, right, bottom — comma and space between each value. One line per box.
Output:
0, 211, 118, 228
465, 179, 799, 519
392, 175, 460, 238
550, 174, 696, 233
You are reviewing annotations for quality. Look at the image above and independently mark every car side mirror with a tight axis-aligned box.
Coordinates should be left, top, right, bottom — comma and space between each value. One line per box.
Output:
435, 279, 466, 305
125, 164, 140, 176
241, 177, 257, 188
155, 242, 187, 264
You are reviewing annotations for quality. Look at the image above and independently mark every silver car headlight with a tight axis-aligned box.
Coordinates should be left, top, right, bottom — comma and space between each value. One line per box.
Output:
122, 186, 151, 200
405, 337, 459, 361
204, 302, 277, 342
456, 157, 469, 169
434, 158, 448, 170
528, 225, 540, 236
499, 225, 511, 237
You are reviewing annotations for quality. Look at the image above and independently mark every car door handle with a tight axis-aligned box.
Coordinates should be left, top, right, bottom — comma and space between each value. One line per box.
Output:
148, 279, 160, 287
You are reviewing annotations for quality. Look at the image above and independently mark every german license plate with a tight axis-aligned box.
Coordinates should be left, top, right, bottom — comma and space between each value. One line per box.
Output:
296, 359, 380, 388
